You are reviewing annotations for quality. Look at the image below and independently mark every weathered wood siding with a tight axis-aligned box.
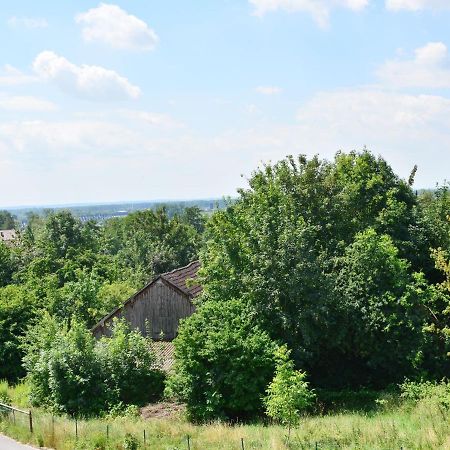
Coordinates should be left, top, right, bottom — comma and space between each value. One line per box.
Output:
93, 279, 195, 340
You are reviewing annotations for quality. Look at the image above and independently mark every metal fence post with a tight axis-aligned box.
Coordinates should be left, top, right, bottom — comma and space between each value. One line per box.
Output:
187, 434, 191, 450
28, 411, 33, 433
241, 437, 245, 450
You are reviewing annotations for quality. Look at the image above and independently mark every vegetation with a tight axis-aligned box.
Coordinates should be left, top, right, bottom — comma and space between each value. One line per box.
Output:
2, 380, 450, 449
1, 150, 450, 447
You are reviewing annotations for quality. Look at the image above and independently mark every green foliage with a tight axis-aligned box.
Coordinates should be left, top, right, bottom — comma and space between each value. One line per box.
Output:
0, 242, 16, 287
97, 319, 164, 406
22, 316, 164, 416
400, 380, 450, 408
331, 228, 426, 386
264, 346, 315, 426
166, 299, 278, 422
199, 151, 433, 387
0, 210, 15, 229
0, 285, 38, 382
0, 206, 201, 382
22, 315, 107, 416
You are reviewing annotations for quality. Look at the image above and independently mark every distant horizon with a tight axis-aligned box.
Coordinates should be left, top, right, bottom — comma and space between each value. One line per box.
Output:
1, 196, 227, 211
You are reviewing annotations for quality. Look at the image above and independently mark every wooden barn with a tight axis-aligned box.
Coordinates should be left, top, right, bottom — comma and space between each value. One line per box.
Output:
92, 261, 201, 341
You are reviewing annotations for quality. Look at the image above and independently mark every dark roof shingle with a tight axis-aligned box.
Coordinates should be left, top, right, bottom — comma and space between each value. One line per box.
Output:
162, 260, 202, 298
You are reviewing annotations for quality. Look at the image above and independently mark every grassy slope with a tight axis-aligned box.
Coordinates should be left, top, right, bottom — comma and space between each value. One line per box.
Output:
1, 382, 450, 449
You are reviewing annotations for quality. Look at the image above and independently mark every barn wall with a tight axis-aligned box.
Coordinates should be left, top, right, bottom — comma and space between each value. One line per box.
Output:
93, 279, 195, 340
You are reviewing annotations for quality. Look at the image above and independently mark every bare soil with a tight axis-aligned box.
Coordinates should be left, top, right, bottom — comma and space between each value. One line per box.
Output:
140, 402, 186, 420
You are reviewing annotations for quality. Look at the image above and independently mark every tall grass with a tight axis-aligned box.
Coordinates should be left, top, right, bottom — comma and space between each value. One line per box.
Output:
1, 382, 450, 449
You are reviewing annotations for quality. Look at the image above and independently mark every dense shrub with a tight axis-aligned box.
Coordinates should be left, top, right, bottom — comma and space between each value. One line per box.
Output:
23, 315, 107, 415
166, 299, 278, 422
97, 319, 165, 406
22, 316, 163, 416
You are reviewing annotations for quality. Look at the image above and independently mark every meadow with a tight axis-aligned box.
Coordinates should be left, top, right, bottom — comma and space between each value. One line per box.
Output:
1, 381, 450, 450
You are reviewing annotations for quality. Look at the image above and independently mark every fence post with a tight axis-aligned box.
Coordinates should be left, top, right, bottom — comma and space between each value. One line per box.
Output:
143, 429, 146, 446
241, 437, 245, 450
12, 409, 15, 424
28, 411, 33, 433
106, 424, 109, 440
75, 417, 78, 439
187, 434, 191, 450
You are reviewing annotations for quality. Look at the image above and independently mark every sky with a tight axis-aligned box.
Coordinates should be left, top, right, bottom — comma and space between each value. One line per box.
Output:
0, 0, 450, 207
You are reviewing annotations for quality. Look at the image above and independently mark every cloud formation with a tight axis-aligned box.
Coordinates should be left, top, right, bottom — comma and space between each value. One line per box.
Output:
76, 3, 159, 51
386, 0, 450, 11
249, 0, 368, 28
377, 42, 450, 88
32, 51, 141, 101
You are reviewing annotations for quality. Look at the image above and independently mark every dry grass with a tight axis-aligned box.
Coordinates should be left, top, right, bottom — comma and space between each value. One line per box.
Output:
1, 382, 450, 449
1, 401, 450, 450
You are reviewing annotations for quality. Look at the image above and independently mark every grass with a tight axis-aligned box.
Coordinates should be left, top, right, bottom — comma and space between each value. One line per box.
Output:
1, 383, 450, 449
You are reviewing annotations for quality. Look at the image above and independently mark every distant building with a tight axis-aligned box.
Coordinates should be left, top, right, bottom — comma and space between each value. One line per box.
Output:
92, 261, 201, 342
0, 229, 16, 244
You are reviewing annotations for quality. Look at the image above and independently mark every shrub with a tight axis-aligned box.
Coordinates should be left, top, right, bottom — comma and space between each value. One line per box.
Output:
400, 380, 450, 408
97, 319, 165, 406
23, 315, 164, 415
264, 346, 315, 429
166, 299, 278, 422
23, 315, 107, 415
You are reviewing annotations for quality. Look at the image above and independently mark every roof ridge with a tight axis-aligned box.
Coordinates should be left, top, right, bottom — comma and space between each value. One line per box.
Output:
162, 260, 199, 277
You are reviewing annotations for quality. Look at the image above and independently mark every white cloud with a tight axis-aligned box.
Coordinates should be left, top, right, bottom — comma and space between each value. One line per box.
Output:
0, 65, 38, 86
256, 85, 282, 95
249, 0, 368, 28
386, 0, 450, 11
377, 42, 450, 88
32, 51, 141, 101
0, 95, 57, 112
8, 16, 48, 29
75, 3, 158, 51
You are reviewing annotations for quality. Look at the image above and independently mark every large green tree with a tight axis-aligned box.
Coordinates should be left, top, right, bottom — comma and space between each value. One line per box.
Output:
198, 151, 434, 387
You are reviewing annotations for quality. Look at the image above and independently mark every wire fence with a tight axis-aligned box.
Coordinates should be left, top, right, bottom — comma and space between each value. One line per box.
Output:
0, 403, 409, 449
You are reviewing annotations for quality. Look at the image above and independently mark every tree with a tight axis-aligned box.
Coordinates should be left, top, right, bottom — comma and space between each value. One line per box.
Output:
166, 299, 278, 421
0, 210, 15, 229
0, 285, 38, 381
199, 151, 427, 387
0, 242, 16, 287
264, 346, 315, 442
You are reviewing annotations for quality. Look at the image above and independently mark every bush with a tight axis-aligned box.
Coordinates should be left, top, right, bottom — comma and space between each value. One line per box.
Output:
400, 380, 450, 408
23, 315, 164, 415
166, 299, 278, 422
23, 315, 107, 415
97, 319, 165, 406
264, 346, 315, 428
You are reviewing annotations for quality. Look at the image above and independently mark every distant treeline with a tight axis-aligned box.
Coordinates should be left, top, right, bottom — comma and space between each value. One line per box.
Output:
3, 198, 229, 225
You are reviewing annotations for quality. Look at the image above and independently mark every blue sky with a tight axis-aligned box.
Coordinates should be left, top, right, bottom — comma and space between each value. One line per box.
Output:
0, 0, 450, 207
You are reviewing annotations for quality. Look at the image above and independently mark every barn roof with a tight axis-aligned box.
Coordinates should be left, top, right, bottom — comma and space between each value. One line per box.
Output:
161, 260, 202, 298
0, 229, 16, 242
91, 260, 202, 335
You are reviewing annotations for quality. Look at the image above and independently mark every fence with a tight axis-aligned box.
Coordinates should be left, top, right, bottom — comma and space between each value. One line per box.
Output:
0, 405, 409, 449
0, 402, 33, 432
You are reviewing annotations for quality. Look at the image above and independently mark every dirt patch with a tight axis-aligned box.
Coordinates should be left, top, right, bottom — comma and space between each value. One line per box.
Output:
140, 402, 186, 420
